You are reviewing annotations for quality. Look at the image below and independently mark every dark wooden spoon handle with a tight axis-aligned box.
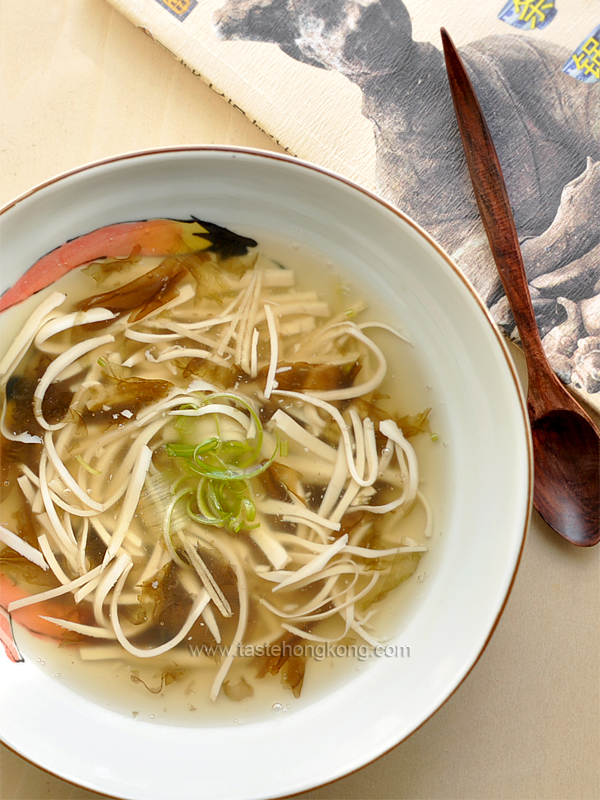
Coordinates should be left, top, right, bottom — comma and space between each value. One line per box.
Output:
440, 29, 568, 419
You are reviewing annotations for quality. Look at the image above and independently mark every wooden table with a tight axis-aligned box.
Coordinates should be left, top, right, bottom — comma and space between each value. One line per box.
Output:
1, 2, 598, 799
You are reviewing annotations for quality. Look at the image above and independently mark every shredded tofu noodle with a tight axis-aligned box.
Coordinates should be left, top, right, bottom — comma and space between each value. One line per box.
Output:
0, 221, 434, 709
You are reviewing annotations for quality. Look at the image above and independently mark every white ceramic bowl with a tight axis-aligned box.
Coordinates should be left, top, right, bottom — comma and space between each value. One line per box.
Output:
0, 147, 531, 800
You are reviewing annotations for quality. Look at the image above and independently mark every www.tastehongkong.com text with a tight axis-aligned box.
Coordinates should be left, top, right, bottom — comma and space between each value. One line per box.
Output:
188, 642, 410, 662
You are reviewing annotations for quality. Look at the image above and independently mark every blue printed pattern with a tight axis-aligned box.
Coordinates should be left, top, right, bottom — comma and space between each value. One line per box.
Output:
563, 26, 600, 83
498, 0, 557, 30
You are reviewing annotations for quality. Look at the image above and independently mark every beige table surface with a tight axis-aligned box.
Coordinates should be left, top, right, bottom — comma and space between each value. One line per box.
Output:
0, 2, 599, 799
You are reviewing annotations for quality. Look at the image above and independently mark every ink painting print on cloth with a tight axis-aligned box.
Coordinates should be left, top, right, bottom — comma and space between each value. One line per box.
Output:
211, 0, 600, 402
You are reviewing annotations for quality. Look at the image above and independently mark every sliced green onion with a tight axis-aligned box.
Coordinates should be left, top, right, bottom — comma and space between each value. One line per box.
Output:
163, 488, 194, 566
202, 393, 263, 461
163, 393, 280, 533
186, 502, 223, 529
173, 403, 201, 432
75, 455, 102, 476
240, 497, 256, 523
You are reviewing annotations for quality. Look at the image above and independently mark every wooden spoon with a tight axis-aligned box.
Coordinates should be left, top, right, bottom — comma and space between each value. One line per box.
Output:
441, 29, 600, 546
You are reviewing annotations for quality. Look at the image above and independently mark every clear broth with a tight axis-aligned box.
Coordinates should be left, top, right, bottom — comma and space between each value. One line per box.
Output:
0, 229, 446, 726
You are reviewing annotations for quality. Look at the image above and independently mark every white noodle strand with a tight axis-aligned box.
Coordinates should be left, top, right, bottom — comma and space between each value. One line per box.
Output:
0, 524, 49, 570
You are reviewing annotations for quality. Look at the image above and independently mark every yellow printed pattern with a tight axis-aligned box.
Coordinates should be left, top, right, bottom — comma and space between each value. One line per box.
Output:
572, 36, 600, 80
154, 0, 197, 20
513, 0, 554, 28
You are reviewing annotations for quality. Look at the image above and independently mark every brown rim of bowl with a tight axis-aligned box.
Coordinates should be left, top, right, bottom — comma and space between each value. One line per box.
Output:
0, 145, 532, 800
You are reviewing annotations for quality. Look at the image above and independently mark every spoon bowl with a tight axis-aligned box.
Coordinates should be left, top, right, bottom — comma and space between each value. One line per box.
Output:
531, 410, 599, 544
